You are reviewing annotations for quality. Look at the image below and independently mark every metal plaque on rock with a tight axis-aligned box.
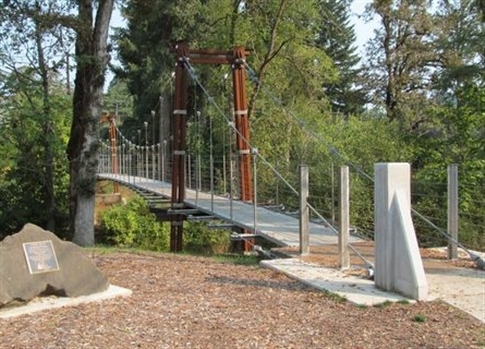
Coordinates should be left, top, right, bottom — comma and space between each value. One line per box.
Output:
23, 240, 60, 274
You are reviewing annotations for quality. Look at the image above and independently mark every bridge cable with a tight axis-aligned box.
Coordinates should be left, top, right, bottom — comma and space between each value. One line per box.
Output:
243, 62, 484, 268
183, 58, 299, 198
182, 58, 375, 266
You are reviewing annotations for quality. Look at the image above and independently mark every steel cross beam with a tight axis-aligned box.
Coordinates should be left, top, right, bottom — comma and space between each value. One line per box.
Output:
170, 43, 253, 252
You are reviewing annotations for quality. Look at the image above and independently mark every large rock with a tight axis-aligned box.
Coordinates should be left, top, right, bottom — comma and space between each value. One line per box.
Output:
0, 224, 109, 307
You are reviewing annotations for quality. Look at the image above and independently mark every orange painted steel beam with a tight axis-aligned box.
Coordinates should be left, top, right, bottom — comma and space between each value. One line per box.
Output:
170, 47, 250, 65
231, 47, 254, 251
231, 47, 253, 203
99, 112, 119, 194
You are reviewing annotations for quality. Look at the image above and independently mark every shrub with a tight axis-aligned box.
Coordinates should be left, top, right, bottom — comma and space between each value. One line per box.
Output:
183, 221, 231, 254
99, 197, 169, 251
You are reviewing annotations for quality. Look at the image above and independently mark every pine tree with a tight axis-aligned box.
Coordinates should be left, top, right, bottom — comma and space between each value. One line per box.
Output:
315, 0, 366, 115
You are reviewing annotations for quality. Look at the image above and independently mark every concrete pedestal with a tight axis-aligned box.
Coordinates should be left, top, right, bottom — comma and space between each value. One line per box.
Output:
374, 163, 428, 300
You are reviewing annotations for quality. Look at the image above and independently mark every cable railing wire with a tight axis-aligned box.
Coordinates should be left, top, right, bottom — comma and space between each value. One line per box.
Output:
244, 61, 484, 267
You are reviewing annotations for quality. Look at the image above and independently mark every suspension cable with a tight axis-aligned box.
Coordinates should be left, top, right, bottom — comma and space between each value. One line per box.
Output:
243, 61, 479, 264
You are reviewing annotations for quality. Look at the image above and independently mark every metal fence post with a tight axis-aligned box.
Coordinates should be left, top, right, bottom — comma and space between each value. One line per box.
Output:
299, 164, 309, 255
448, 164, 459, 259
339, 166, 350, 269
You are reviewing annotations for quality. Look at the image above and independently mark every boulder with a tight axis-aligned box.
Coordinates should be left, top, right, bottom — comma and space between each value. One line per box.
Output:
0, 224, 109, 307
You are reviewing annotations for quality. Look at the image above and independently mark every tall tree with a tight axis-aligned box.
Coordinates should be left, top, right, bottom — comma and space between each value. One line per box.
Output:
0, 0, 74, 234
431, 0, 485, 103
315, 0, 366, 115
364, 0, 439, 127
0, 70, 71, 238
67, 0, 114, 245
113, 0, 181, 145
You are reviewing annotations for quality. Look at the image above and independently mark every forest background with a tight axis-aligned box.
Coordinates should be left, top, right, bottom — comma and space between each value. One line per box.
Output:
0, 0, 484, 252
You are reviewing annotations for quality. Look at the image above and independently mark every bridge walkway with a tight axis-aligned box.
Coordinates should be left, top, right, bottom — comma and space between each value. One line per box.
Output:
98, 173, 362, 247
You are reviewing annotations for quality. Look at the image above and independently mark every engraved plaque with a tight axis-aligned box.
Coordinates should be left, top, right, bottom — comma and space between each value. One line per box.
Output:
23, 240, 60, 274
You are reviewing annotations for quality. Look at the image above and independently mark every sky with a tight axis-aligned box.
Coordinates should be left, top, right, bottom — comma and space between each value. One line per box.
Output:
106, 0, 378, 87
349, 0, 378, 55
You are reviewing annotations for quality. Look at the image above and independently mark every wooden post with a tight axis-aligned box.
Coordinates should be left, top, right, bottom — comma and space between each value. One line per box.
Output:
448, 164, 459, 260
339, 166, 350, 269
299, 164, 309, 255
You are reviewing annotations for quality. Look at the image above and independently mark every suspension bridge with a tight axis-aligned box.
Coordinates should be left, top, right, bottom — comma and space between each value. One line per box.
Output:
96, 43, 480, 267
96, 43, 366, 255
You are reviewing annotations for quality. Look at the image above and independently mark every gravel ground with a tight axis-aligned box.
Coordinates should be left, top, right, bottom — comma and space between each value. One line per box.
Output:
1, 251, 484, 349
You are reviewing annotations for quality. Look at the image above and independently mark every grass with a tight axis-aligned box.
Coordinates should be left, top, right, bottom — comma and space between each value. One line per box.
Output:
86, 245, 262, 267
85, 245, 161, 256
323, 290, 348, 303
413, 313, 426, 323
477, 329, 485, 347
212, 253, 261, 266
373, 300, 393, 309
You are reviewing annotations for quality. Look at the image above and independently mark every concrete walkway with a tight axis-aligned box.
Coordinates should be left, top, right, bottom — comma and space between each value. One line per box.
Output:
261, 256, 485, 324
0, 285, 132, 319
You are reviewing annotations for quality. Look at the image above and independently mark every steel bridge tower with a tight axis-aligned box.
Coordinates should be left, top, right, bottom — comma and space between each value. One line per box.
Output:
170, 43, 253, 252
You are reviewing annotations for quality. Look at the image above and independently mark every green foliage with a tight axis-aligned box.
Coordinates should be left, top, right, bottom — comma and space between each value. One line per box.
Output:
315, 0, 366, 115
323, 291, 347, 303
410, 84, 485, 249
373, 300, 393, 309
412, 314, 426, 323
0, 71, 71, 238
99, 198, 234, 254
212, 254, 261, 266
183, 221, 231, 255
99, 197, 169, 251
102, 78, 134, 121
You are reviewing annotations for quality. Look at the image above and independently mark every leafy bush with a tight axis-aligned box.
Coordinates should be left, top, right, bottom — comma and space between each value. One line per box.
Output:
99, 197, 233, 254
183, 221, 231, 254
99, 197, 169, 251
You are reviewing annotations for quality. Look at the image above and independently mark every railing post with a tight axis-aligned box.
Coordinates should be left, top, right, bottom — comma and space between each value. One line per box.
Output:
299, 164, 309, 255
339, 166, 350, 269
145, 146, 149, 181
448, 164, 459, 259
253, 148, 258, 233
152, 145, 156, 180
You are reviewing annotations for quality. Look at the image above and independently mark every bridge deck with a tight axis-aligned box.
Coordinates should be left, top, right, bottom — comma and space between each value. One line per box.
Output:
98, 174, 361, 247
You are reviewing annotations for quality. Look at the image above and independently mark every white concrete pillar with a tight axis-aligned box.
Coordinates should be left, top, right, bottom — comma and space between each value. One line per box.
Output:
374, 163, 428, 300
375, 163, 411, 290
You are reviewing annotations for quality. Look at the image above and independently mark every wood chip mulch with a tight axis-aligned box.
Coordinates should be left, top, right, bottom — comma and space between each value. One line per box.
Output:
1, 250, 484, 349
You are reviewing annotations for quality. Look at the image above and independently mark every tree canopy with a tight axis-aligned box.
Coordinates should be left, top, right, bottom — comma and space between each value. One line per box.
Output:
0, 0, 484, 251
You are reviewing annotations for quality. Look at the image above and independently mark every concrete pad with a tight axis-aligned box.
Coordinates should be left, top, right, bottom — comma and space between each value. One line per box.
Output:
0, 285, 132, 319
426, 268, 485, 323
261, 258, 485, 323
261, 258, 409, 306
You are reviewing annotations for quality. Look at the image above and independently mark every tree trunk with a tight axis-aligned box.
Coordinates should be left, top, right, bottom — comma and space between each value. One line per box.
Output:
67, 0, 113, 246
34, 12, 56, 232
